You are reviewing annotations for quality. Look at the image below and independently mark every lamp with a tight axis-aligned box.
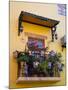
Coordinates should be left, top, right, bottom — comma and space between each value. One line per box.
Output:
51, 27, 58, 42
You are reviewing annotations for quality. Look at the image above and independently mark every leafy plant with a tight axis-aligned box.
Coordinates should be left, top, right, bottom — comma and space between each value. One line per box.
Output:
37, 52, 64, 77
14, 50, 64, 77
17, 54, 29, 62
17, 52, 36, 63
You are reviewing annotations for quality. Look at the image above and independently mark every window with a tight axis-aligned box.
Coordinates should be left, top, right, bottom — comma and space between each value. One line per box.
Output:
28, 37, 45, 49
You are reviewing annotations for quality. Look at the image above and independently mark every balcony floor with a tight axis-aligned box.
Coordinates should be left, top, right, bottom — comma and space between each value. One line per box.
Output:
16, 77, 61, 83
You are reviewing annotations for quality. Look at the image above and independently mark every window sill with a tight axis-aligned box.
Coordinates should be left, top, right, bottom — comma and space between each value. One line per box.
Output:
16, 77, 61, 83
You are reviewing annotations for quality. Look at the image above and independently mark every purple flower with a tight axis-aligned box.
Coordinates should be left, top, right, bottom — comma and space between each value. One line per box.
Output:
48, 62, 52, 69
49, 50, 56, 56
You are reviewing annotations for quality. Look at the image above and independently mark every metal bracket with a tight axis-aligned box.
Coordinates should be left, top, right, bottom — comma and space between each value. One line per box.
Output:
18, 11, 23, 36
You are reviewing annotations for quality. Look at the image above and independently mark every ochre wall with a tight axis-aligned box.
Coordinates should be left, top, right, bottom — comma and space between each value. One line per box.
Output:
9, 2, 66, 88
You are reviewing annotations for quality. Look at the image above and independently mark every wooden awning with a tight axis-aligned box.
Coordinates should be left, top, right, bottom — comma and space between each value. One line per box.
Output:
18, 11, 60, 39
19, 11, 59, 28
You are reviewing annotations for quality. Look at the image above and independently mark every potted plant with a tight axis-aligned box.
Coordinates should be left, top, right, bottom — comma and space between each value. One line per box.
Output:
47, 51, 64, 77
37, 60, 50, 77
36, 51, 64, 77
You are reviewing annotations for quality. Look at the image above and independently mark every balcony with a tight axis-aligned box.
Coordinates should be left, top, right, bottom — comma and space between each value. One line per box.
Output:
13, 47, 64, 82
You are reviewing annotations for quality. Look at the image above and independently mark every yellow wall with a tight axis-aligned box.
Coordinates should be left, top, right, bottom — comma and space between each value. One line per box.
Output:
9, 2, 66, 88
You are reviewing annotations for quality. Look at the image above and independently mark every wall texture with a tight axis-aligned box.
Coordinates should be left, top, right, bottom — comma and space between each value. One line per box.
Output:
9, 2, 66, 88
